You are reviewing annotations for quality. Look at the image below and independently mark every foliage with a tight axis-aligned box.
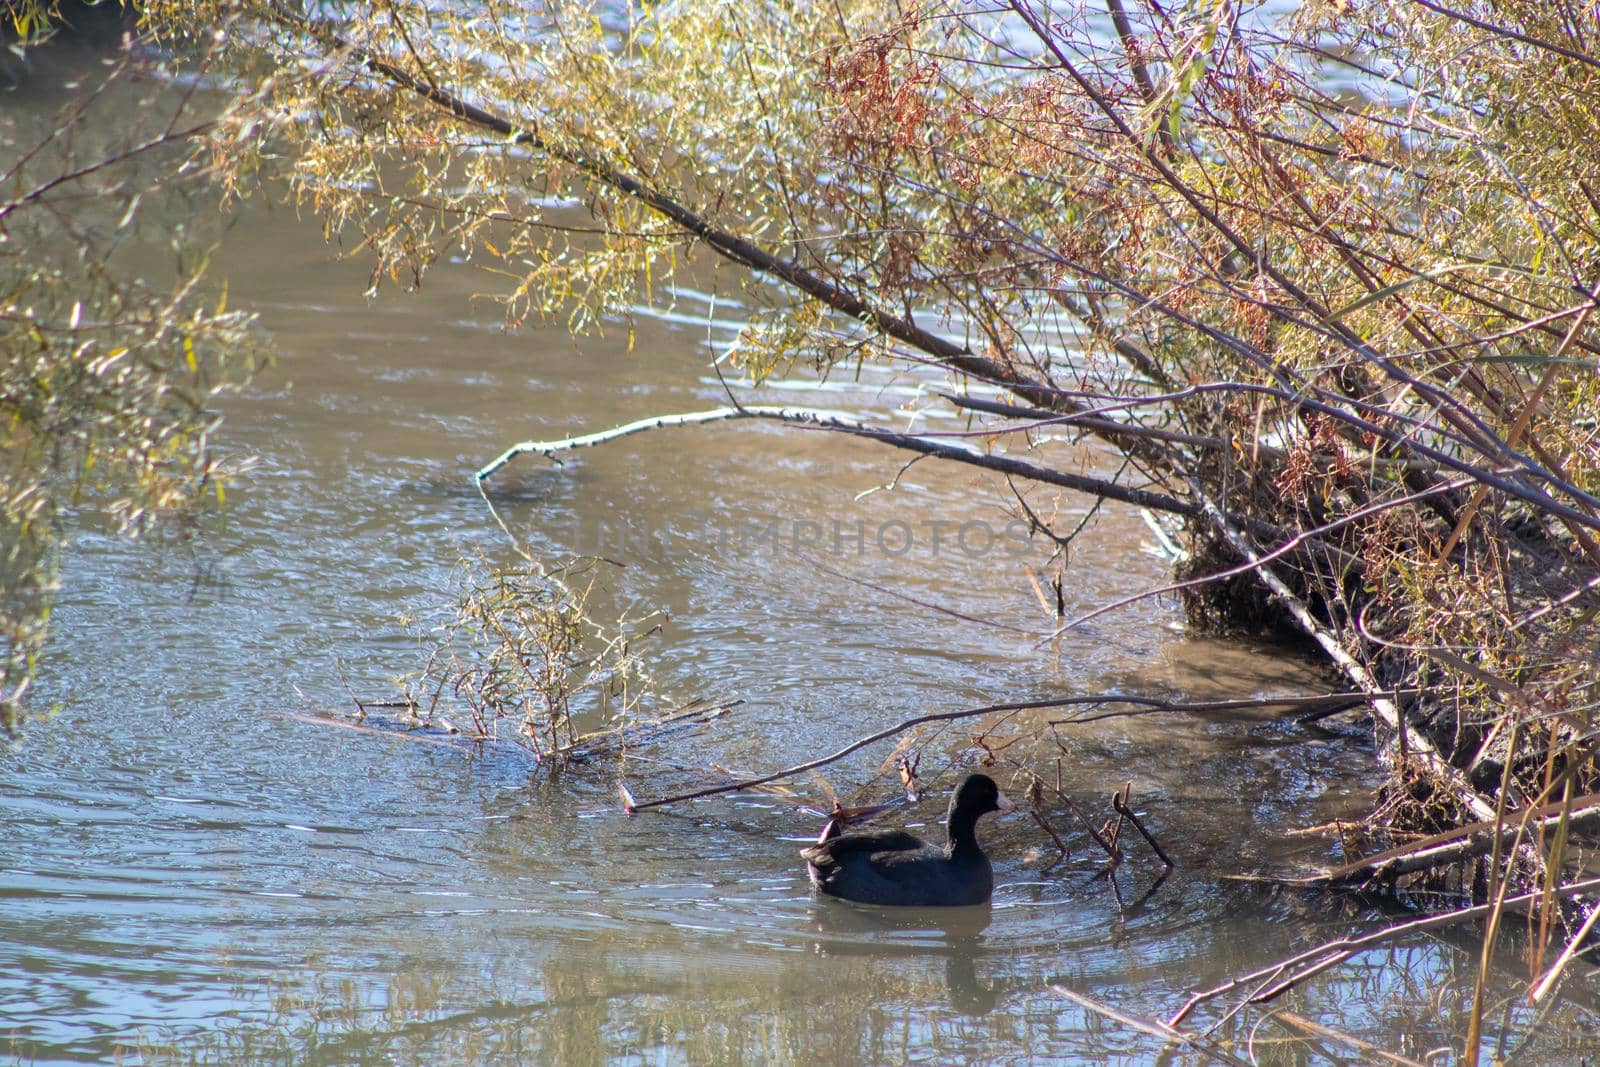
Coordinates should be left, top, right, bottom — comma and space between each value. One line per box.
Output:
0, 49, 260, 734
399, 553, 657, 758
140, 0, 1600, 1036
153, 0, 1600, 774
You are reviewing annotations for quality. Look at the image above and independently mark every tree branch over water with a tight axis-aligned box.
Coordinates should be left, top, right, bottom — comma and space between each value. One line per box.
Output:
476, 403, 1199, 518
159, 3, 1600, 1037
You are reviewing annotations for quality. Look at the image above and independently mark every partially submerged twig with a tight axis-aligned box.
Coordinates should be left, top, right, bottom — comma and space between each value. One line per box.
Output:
615, 687, 1332, 816
1050, 984, 1254, 1067
1270, 1011, 1429, 1067
1301, 791, 1600, 886
1018, 753, 1123, 865
1167, 874, 1600, 1029
1023, 775, 1072, 865
1113, 782, 1174, 869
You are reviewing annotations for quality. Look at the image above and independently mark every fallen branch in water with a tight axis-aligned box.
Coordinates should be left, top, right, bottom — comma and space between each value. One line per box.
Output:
1304, 791, 1600, 886
1167, 874, 1600, 1029
1270, 1011, 1429, 1067
1187, 475, 1504, 827
620, 690, 1370, 813
1049, 985, 1254, 1067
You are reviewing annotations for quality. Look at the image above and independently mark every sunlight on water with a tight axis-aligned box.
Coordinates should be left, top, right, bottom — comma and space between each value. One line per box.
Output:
5, 30, 1588, 1067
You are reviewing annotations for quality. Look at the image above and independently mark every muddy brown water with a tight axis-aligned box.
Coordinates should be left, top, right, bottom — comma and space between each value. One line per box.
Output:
4, 42, 1595, 1067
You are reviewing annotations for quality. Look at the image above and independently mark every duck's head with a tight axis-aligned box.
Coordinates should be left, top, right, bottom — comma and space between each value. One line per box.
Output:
949, 773, 1014, 820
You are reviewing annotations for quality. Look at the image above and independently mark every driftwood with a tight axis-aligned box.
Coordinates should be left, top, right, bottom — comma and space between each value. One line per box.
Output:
1306, 792, 1600, 886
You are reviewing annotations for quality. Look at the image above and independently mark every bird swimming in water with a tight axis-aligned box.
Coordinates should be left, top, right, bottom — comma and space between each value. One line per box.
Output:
800, 773, 1012, 907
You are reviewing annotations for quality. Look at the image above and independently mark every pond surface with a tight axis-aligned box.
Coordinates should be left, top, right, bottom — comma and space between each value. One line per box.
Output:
4, 43, 1597, 1067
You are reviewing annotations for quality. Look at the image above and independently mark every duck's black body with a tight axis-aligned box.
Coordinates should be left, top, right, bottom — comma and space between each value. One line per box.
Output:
800, 774, 1011, 907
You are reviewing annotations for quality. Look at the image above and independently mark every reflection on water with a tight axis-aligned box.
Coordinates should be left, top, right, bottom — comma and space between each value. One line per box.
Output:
806, 902, 1000, 1016
4, 44, 1599, 1067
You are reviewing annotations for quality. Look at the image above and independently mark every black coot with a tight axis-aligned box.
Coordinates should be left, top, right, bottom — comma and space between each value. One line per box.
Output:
800, 773, 1013, 906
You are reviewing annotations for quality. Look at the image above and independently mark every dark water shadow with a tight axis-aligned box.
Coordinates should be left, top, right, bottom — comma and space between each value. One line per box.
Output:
805, 900, 1005, 1015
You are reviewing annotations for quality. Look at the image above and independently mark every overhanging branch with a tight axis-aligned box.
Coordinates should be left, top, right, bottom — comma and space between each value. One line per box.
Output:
475, 404, 1200, 518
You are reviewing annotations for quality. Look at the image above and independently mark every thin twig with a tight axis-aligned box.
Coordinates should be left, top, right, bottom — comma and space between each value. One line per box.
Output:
1167, 875, 1600, 1028
475, 403, 1201, 520
1050, 985, 1255, 1067
1037, 743, 1122, 862
1112, 783, 1174, 868
1528, 891, 1600, 1003
1271, 1010, 1429, 1067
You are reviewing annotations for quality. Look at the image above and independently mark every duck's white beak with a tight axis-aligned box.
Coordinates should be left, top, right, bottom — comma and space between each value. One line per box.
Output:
996, 790, 1015, 814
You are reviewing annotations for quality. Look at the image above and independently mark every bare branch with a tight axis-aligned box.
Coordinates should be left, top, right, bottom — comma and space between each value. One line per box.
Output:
475, 404, 1202, 520
1168, 875, 1600, 1028
623, 690, 1389, 813
1051, 985, 1255, 1067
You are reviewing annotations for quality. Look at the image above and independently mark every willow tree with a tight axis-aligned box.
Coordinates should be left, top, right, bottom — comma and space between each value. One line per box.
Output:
1, 39, 259, 735
157, 0, 1600, 898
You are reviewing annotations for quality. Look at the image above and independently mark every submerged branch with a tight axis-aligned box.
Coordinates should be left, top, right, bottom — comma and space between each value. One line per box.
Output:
1186, 474, 1502, 825
1310, 792, 1600, 886
1168, 875, 1600, 1028
622, 690, 1384, 813
1050, 985, 1254, 1067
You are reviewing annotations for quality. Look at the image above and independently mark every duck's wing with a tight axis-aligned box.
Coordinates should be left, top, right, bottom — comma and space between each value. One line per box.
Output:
798, 828, 925, 865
